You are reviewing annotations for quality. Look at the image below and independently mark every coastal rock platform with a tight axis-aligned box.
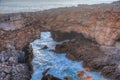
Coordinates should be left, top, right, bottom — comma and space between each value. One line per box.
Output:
0, 1, 120, 80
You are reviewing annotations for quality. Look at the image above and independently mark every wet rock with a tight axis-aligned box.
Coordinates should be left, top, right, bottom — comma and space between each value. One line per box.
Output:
41, 45, 48, 49
54, 36, 120, 80
64, 77, 73, 80
88, 59, 107, 71
41, 74, 62, 80
42, 68, 51, 76
102, 66, 116, 79
49, 49, 55, 52
77, 70, 84, 77
80, 75, 93, 80
102, 64, 120, 80
85, 67, 91, 72
17, 51, 25, 63
55, 44, 67, 53
41, 68, 61, 80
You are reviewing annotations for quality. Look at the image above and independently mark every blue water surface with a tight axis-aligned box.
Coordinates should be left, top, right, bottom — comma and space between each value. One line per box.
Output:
31, 32, 108, 80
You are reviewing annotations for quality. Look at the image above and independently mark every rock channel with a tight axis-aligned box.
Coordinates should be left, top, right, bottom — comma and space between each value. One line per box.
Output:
0, 1, 120, 80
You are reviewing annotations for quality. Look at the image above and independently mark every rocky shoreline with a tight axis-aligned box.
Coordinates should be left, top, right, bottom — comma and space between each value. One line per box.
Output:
53, 31, 120, 80
0, 1, 120, 80
0, 44, 33, 80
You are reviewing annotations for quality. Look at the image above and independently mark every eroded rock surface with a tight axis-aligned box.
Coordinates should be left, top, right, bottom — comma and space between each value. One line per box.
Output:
0, 45, 32, 80
54, 31, 120, 80
0, 2, 120, 51
41, 68, 62, 80
0, 1, 120, 80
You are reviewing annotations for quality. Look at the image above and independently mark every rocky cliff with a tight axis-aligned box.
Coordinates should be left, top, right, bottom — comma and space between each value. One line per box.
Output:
0, 1, 120, 80
0, 2, 120, 51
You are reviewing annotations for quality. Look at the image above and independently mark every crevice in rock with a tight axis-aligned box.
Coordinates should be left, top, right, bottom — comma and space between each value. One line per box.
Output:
0, 1, 120, 80
52, 31, 120, 80
22, 43, 34, 78
51, 31, 95, 43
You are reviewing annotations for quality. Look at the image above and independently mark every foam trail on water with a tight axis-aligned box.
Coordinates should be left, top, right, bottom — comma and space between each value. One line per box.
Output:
31, 32, 107, 80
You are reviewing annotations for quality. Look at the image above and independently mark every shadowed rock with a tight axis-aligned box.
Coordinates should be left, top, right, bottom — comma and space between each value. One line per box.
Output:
41, 68, 62, 80
0, 1, 120, 80
0, 45, 31, 80
54, 31, 120, 80
0, 1, 120, 51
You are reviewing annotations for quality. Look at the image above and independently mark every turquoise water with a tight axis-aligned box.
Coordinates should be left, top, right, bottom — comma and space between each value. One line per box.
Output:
0, 0, 117, 13
31, 32, 107, 80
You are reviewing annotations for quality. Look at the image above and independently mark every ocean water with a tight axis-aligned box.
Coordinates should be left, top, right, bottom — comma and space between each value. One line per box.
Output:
31, 32, 107, 80
0, 0, 117, 13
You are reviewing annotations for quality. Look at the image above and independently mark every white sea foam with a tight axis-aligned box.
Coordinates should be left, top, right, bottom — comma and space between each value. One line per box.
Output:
31, 32, 107, 80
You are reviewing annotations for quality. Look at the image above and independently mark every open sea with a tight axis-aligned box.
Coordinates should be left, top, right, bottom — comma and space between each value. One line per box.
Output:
0, 0, 117, 13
